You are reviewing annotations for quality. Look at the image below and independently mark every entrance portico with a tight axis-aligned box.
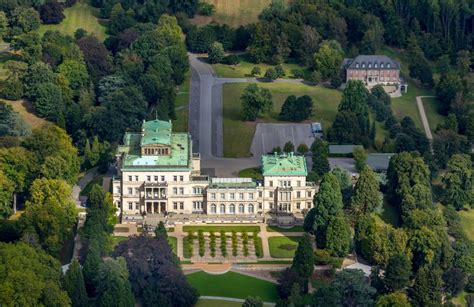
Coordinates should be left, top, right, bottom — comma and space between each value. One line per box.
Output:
145, 201, 166, 214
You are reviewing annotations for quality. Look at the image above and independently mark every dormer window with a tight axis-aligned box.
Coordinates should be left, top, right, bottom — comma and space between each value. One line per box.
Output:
355, 63, 359, 68
374, 63, 378, 68
368, 63, 372, 68
362, 63, 366, 68
387, 63, 390, 68
143, 146, 170, 156
381, 63, 384, 68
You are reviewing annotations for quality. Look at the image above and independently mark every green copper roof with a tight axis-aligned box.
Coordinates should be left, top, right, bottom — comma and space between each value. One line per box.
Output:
262, 153, 307, 176
118, 120, 191, 169
141, 119, 172, 146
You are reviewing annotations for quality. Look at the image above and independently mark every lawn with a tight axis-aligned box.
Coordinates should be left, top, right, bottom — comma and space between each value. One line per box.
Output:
172, 70, 191, 132
459, 209, 474, 241
186, 271, 279, 302
183, 225, 260, 233
212, 55, 304, 78
1, 99, 48, 129
238, 167, 263, 180
222, 82, 341, 157
198, 0, 281, 28
266, 226, 304, 233
168, 236, 177, 254
268, 236, 302, 258
38, 2, 107, 41
110, 236, 128, 250
79, 176, 104, 196
195, 299, 241, 307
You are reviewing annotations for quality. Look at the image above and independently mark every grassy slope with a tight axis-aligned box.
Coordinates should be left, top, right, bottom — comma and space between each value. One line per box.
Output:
223, 82, 341, 157
238, 167, 263, 180
173, 70, 191, 132
38, 2, 107, 41
268, 236, 302, 258
196, 299, 241, 307
186, 271, 279, 302
459, 209, 474, 241
1, 99, 48, 129
79, 175, 103, 196
213, 55, 303, 78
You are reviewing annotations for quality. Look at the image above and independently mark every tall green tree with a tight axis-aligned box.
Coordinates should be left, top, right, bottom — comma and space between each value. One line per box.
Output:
62, 259, 88, 307
383, 254, 412, 292
410, 266, 442, 307
0, 171, 14, 219
95, 257, 135, 307
291, 233, 314, 280
207, 41, 225, 64
313, 40, 343, 80
375, 292, 410, 307
350, 166, 380, 221
332, 269, 376, 307
154, 221, 168, 240
443, 154, 473, 210
310, 139, 330, 180
240, 84, 273, 121
325, 213, 351, 257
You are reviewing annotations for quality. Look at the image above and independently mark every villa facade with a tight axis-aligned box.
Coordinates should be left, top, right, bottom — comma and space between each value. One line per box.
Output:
343, 55, 401, 86
112, 119, 316, 216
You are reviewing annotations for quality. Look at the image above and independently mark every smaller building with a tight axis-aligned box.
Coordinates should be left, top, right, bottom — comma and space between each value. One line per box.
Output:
342, 55, 400, 86
328, 145, 364, 155
366, 153, 395, 172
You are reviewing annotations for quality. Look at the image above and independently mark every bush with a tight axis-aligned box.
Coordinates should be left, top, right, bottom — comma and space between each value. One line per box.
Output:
184, 232, 194, 258
264, 68, 278, 81
242, 232, 249, 256
314, 249, 331, 265
74, 28, 87, 40
198, 2, 215, 16
251, 66, 261, 76
221, 55, 240, 65
253, 231, 262, 257
207, 41, 224, 64
220, 230, 227, 257
330, 76, 342, 88
209, 231, 216, 257
198, 230, 205, 257
274, 65, 285, 78
1, 80, 23, 100
291, 68, 305, 79
305, 70, 321, 84
283, 141, 294, 153
232, 230, 238, 257
297, 143, 309, 154
39, 1, 65, 24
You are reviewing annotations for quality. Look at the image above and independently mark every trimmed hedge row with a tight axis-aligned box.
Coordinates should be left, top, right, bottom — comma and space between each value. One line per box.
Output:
220, 230, 227, 257
198, 230, 205, 257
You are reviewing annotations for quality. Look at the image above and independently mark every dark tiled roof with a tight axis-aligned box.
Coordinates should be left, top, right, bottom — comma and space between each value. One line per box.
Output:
367, 153, 395, 171
344, 55, 400, 70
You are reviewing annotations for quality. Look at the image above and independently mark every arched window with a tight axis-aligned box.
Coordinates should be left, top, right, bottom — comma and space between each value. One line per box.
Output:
239, 204, 244, 214
230, 204, 235, 214
220, 204, 225, 214
211, 204, 216, 213
248, 204, 254, 213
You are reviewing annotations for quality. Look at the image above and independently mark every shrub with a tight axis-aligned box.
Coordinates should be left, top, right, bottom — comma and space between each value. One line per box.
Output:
314, 249, 331, 265
242, 232, 249, 256
207, 41, 224, 64
305, 70, 321, 84
184, 232, 194, 258
1, 80, 23, 100
198, 230, 205, 257
251, 66, 261, 76
221, 55, 240, 65
210, 231, 216, 257
291, 68, 305, 79
197, 2, 215, 16
220, 230, 227, 257
264, 68, 278, 81
232, 230, 238, 257
253, 231, 262, 258
274, 65, 285, 78
39, 1, 65, 24
283, 141, 294, 153
297, 143, 309, 154
330, 76, 342, 88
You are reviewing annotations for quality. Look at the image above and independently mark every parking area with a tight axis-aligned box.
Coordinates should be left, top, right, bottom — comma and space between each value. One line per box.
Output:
250, 123, 316, 157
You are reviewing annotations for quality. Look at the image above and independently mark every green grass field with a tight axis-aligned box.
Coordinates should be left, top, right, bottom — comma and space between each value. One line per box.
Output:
79, 176, 103, 196
183, 225, 260, 233
268, 236, 302, 258
459, 209, 474, 241
212, 55, 304, 78
173, 70, 191, 132
38, 2, 107, 41
196, 299, 241, 307
266, 226, 304, 233
186, 271, 279, 302
238, 167, 263, 180
1, 99, 48, 129
168, 236, 177, 254
222, 82, 341, 157
199, 0, 278, 28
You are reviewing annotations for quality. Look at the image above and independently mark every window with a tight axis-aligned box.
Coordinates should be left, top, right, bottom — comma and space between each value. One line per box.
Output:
128, 175, 132, 181
173, 187, 177, 195
128, 188, 133, 195
161, 176, 165, 181
307, 202, 311, 208
239, 204, 244, 213
193, 187, 202, 194
355, 63, 359, 68
180, 202, 184, 210
239, 193, 244, 200
269, 203, 274, 209
230, 193, 235, 200
193, 202, 202, 210
230, 204, 235, 214
180, 176, 184, 181
248, 204, 254, 213
374, 63, 378, 68
173, 202, 177, 210
211, 204, 216, 213
249, 193, 254, 200
135, 187, 139, 195
173, 176, 177, 181
269, 191, 273, 197
154, 176, 158, 181
147, 176, 151, 181
362, 63, 365, 68
258, 203, 262, 209
135, 203, 140, 210
307, 191, 312, 197
297, 202, 301, 209
128, 202, 133, 210
297, 180, 301, 187
381, 63, 384, 68
220, 204, 225, 214
387, 63, 391, 68
179, 187, 184, 195
258, 191, 262, 197
296, 191, 301, 198
269, 180, 273, 187
220, 193, 225, 200
135, 176, 139, 181
368, 63, 372, 68
211, 193, 216, 200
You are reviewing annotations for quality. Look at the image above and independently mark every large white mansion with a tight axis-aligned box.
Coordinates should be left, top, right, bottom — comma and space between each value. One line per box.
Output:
112, 120, 316, 216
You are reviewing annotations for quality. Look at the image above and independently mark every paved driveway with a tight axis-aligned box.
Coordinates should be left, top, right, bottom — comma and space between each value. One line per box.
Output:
250, 123, 316, 157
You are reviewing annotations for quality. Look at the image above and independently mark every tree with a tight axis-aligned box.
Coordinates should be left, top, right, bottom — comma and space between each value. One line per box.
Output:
113, 235, 198, 306
283, 141, 294, 153
297, 143, 308, 155
240, 84, 273, 121
410, 266, 442, 307
62, 259, 88, 307
332, 269, 376, 307
243, 296, 263, 307
0, 12, 7, 40
264, 68, 278, 81
0, 171, 14, 219
280, 95, 313, 122
350, 166, 380, 220
12, 32, 42, 64
310, 139, 330, 179
436, 73, 464, 115
331, 167, 353, 207
251, 66, 261, 76
277, 268, 305, 300
57, 59, 90, 97
303, 208, 316, 233
360, 14, 384, 54
77, 36, 112, 83
30, 82, 64, 123
0, 242, 71, 306
19, 178, 77, 258
443, 267, 466, 297
154, 221, 168, 240
375, 292, 410, 307
443, 154, 473, 210
353, 148, 368, 172
186, 26, 217, 53
207, 41, 225, 64
11, 7, 40, 33
313, 40, 343, 80
325, 213, 351, 257
95, 258, 135, 307
383, 254, 412, 292
292, 233, 314, 280
456, 50, 471, 75
40, 1, 65, 24
0, 102, 30, 137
